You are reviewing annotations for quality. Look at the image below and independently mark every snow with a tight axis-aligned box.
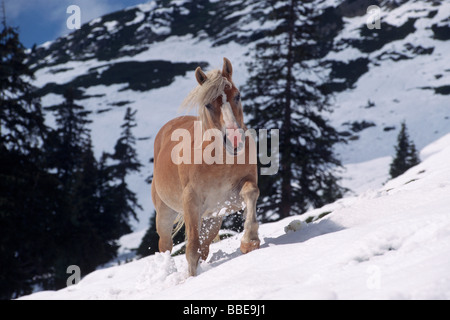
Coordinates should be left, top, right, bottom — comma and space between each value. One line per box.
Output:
284, 220, 303, 233
125, 11, 145, 27
135, 2, 157, 13
340, 156, 391, 195
118, 230, 146, 256
19, 134, 450, 300
89, 17, 102, 26
38, 40, 53, 50
104, 21, 119, 33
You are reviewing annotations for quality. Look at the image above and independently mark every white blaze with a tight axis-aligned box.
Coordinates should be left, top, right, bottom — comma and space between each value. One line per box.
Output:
220, 92, 237, 129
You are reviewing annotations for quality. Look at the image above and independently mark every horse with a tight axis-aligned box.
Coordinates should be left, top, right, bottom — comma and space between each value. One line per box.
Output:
151, 57, 260, 276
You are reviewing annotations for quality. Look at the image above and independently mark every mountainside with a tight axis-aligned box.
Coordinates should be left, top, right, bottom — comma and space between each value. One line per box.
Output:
27, 0, 450, 230
20, 133, 450, 300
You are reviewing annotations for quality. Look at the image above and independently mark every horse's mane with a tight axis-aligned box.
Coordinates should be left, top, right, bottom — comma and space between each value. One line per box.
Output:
180, 69, 232, 130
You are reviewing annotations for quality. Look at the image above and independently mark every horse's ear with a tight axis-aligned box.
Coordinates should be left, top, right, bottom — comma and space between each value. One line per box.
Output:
195, 67, 207, 85
222, 57, 233, 80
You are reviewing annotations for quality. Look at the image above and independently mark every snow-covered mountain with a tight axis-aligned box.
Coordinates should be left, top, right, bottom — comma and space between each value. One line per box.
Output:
20, 133, 450, 299
27, 0, 450, 233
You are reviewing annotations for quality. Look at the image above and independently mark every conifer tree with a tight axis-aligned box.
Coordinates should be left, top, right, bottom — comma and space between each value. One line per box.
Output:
44, 89, 89, 288
389, 122, 420, 178
0, 25, 45, 153
45, 87, 92, 186
0, 24, 56, 299
111, 108, 142, 185
108, 107, 143, 228
44, 89, 121, 289
243, 0, 345, 221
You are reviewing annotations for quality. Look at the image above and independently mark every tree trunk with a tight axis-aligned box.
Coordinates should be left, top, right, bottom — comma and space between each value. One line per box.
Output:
279, 0, 296, 219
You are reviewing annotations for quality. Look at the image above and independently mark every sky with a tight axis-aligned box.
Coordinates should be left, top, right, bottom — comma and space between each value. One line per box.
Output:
3, 0, 148, 48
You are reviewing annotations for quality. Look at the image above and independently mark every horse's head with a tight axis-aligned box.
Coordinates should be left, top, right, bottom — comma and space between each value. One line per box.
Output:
194, 58, 245, 152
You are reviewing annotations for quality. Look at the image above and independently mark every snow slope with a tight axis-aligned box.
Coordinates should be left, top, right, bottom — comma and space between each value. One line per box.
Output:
20, 133, 450, 300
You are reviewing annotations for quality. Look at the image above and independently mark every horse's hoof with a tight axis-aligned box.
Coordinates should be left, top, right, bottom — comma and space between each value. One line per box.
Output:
240, 240, 260, 254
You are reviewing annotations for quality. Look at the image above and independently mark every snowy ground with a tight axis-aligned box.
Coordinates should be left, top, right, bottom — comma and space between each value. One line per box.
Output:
20, 133, 450, 300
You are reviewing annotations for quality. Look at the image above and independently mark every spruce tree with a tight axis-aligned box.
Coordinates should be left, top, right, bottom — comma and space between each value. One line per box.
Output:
243, 0, 345, 221
107, 107, 142, 229
389, 122, 420, 178
45, 88, 92, 186
0, 25, 45, 153
0, 25, 56, 299
111, 108, 142, 185
44, 88, 119, 289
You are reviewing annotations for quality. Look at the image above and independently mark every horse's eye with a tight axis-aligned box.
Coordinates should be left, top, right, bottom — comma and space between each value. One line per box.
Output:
205, 103, 213, 109
235, 94, 241, 103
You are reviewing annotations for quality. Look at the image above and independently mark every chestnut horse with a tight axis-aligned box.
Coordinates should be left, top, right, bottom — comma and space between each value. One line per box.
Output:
151, 58, 260, 276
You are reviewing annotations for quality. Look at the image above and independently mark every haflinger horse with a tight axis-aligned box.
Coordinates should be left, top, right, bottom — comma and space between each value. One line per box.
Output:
151, 57, 260, 276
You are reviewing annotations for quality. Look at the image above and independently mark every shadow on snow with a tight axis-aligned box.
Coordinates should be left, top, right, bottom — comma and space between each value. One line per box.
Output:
205, 218, 344, 269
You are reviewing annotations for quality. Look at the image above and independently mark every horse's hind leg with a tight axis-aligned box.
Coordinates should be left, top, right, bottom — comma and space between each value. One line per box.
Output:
199, 216, 223, 261
156, 204, 178, 254
240, 181, 260, 254
183, 186, 202, 276
152, 183, 178, 253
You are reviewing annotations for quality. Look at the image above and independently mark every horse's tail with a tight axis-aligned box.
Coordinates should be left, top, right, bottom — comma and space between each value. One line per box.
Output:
172, 214, 185, 239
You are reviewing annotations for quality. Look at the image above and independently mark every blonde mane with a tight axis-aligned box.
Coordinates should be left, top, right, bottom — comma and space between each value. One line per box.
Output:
180, 69, 232, 130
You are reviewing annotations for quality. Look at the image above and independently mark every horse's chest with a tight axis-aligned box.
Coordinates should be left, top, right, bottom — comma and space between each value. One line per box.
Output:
201, 179, 244, 217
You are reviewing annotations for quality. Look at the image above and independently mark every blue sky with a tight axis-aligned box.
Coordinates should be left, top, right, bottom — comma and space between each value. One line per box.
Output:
4, 0, 147, 48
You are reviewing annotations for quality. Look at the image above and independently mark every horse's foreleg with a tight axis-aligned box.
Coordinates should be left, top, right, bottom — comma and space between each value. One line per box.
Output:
183, 187, 202, 276
240, 181, 260, 254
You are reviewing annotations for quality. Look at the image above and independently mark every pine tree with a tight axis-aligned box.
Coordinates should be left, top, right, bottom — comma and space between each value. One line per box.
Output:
0, 25, 57, 299
107, 107, 142, 228
44, 88, 122, 289
0, 25, 45, 153
389, 122, 420, 178
111, 108, 142, 185
43, 89, 87, 288
243, 0, 345, 221
45, 87, 92, 186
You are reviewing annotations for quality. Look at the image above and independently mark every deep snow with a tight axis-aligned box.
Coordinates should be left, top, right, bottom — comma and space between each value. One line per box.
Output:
20, 133, 450, 300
